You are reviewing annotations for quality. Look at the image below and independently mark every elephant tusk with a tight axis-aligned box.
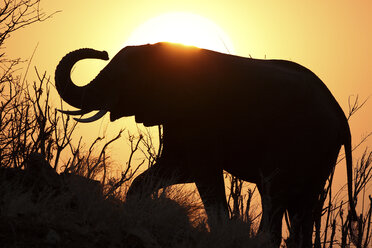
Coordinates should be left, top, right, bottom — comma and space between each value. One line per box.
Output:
57, 109, 92, 115
74, 110, 108, 123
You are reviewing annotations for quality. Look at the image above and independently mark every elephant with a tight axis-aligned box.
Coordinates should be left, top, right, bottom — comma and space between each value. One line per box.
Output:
55, 42, 357, 247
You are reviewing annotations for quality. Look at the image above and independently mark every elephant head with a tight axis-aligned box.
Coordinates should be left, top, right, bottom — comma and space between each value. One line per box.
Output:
55, 43, 201, 125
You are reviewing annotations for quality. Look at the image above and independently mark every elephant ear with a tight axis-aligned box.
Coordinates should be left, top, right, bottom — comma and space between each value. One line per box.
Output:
138, 43, 230, 126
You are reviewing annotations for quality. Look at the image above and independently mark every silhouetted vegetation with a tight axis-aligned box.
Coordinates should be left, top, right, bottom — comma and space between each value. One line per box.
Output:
1, 1, 371, 247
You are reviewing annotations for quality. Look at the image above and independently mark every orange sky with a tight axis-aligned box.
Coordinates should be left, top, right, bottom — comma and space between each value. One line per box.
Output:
5, 0, 372, 193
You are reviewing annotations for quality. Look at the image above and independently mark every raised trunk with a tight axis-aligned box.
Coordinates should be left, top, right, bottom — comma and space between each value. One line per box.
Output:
55, 48, 109, 110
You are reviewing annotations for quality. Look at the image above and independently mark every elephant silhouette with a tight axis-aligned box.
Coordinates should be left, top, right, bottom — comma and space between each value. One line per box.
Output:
55, 42, 357, 247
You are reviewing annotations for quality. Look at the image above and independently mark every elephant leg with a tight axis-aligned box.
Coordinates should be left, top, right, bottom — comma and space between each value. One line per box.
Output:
286, 197, 315, 248
126, 158, 192, 199
258, 187, 286, 247
195, 169, 229, 229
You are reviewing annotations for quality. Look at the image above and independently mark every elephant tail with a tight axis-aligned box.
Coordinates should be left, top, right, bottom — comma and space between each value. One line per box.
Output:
344, 125, 357, 220
344, 121, 359, 242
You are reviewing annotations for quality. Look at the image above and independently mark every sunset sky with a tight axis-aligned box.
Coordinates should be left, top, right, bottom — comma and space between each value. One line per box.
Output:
5, 0, 372, 192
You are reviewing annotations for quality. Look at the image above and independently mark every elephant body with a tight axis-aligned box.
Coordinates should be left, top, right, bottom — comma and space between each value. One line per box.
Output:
55, 42, 356, 247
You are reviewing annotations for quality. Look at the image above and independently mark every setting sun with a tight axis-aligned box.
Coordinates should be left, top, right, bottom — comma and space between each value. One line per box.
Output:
124, 12, 235, 54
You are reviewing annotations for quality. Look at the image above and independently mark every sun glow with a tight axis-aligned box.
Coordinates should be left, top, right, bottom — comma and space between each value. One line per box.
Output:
124, 12, 235, 54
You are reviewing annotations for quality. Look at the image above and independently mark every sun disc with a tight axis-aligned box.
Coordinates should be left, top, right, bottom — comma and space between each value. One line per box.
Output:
124, 12, 235, 54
